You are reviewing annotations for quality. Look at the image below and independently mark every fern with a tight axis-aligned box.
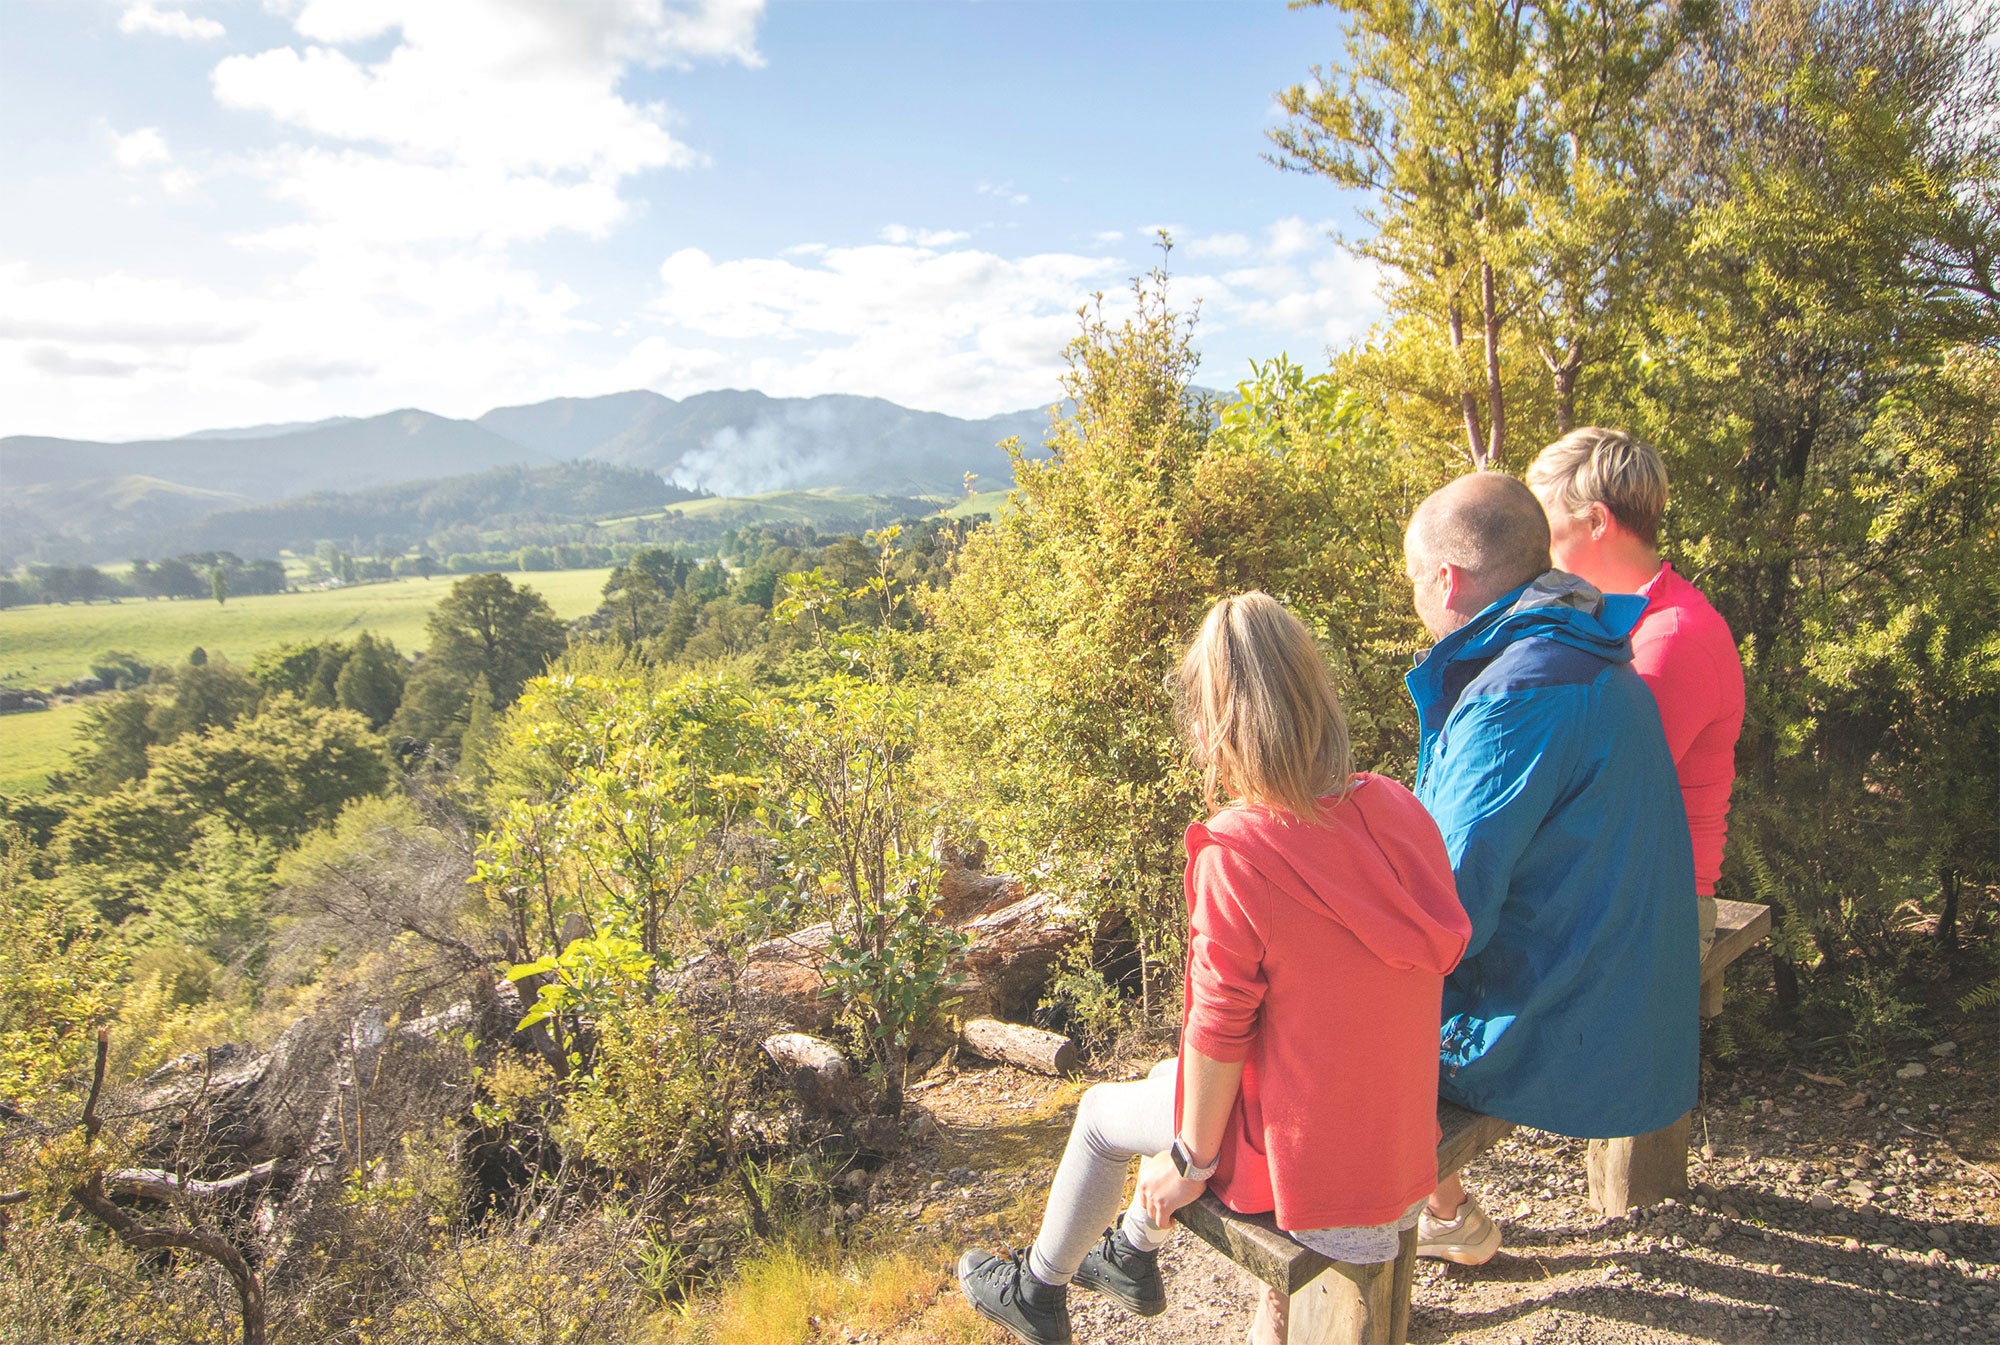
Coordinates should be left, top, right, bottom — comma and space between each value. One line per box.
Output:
1957, 979, 2000, 1014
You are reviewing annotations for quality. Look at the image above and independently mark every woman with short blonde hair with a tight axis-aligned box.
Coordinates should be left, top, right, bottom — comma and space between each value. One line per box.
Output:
959, 592, 1470, 1345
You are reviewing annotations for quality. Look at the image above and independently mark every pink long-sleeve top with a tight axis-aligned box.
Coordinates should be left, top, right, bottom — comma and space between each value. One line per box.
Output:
1631, 563, 1746, 896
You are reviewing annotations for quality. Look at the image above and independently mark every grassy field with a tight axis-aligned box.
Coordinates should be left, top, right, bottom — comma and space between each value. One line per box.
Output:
942, 489, 1011, 520
598, 488, 950, 532
0, 569, 612, 794
0, 700, 91, 794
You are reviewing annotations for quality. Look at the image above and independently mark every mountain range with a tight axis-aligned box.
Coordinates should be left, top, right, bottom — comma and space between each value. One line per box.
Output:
0, 390, 1053, 564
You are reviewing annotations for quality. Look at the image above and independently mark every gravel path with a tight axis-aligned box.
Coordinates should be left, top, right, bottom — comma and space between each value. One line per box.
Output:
875, 1033, 1998, 1345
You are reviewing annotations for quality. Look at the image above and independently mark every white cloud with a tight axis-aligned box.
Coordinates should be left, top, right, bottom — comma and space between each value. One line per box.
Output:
119, 1, 224, 41
1267, 215, 1327, 259
112, 126, 171, 169
648, 241, 1118, 413
636, 225, 1383, 416
977, 179, 1030, 207
208, 0, 764, 251
1185, 232, 1252, 259
879, 225, 972, 247
1093, 230, 1125, 243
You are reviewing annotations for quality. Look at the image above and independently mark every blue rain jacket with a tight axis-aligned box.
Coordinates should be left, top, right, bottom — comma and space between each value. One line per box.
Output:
1408, 572, 1698, 1138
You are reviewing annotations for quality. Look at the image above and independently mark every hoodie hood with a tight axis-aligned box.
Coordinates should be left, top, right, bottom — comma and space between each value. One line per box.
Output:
1193, 774, 1469, 974
1451, 569, 1646, 665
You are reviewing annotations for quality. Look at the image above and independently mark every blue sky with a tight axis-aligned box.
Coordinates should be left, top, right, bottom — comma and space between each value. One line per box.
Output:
1, 1, 1382, 440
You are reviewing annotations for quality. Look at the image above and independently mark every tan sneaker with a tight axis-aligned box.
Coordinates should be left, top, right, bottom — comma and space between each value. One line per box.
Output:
1416, 1194, 1502, 1265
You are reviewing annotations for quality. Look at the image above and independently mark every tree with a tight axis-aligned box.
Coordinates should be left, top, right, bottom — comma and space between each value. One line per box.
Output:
0, 836, 124, 1104
1611, 0, 2000, 1009
333, 633, 405, 730
752, 678, 965, 1114
61, 694, 156, 794
1271, 0, 1702, 461
421, 573, 567, 708
146, 660, 263, 747
250, 640, 343, 698
391, 574, 567, 754
928, 271, 1451, 1012
144, 697, 389, 846
210, 566, 229, 606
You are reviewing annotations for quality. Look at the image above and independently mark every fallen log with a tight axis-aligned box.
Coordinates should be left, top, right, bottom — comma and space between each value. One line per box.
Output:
962, 1018, 1079, 1076
763, 1032, 865, 1116
954, 893, 1084, 1022
104, 1160, 284, 1203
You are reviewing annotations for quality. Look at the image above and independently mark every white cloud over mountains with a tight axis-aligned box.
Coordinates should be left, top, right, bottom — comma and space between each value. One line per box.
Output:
6, 3, 1381, 439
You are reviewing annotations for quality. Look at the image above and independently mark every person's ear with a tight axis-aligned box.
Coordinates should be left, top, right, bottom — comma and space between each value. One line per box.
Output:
1438, 560, 1461, 610
1587, 502, 1612, 541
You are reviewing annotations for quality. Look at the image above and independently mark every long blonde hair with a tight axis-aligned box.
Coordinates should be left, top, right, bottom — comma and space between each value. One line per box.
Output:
1175, 592, 1354, 821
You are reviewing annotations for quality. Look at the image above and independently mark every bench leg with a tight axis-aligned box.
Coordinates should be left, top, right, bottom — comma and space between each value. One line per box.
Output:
1700, 972, 1724, 1019
1285, 1226, 1415, 1345
1586, 1112, 1691, 1217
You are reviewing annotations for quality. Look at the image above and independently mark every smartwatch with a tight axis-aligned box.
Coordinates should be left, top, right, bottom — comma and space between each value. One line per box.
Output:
1170, 1135, 1219, 1182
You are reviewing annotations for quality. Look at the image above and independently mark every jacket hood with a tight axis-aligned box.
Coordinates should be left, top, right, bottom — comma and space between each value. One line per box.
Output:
1451, 570, 1646, 665
1195, 775, 1469, 974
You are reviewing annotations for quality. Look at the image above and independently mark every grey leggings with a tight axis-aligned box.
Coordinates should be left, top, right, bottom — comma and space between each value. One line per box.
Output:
1027, 1059, 1178, 1286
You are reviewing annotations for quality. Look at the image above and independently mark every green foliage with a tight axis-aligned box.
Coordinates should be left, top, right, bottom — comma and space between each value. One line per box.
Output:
476, 669, 765, 970
87, 649, 150, 690
0, 836, 124, 1103
1273, 0, 1704, 459
393, 572, 567, 754
507, 930, 656, 1044
927, 277, 1452, 1005
1605, 1, 2000, 1017
145, 695, 389, 846
334, 632, 406, 728
752, 674, 966, 1109
144, 659, 264, 748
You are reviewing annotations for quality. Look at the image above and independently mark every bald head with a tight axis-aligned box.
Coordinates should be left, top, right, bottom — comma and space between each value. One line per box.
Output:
1405, 473, 1552, 626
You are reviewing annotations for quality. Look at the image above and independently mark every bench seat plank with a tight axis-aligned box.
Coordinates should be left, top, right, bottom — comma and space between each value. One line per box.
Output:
1178, 1194, 1330, 1293
1706, 899, 1771, 976
1179, 1102, 1515, 1293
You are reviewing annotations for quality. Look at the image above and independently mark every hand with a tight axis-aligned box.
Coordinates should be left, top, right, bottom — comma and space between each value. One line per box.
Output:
1135, 1150, 1207, 1229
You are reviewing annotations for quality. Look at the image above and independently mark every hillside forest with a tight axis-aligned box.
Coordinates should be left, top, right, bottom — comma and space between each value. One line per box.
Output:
2, 1, 1996, 1342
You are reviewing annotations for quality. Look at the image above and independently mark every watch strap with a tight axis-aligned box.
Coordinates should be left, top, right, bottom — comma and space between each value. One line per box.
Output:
1172, 1136, 1219, 1181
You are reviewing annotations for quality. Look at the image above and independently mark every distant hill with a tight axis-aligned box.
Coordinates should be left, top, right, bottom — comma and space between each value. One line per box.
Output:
177, 416, 358, 441
479, 389, 1051, 498
2, 409, 544, 500
170, 462, 697, 558
1, 390, 1054, 563
0, 474, 248, 561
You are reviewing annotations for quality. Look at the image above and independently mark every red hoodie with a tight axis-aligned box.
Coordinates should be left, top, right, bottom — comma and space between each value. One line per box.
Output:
1177, 773, 1470, 1230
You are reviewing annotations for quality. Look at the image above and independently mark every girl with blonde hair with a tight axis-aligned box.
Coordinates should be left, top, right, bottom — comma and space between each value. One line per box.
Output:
958, 592, 1469, 1344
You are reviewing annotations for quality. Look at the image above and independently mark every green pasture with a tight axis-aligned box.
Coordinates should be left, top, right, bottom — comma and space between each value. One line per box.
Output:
0, 569, 613, 794
943, 489, 1011, 519
0, 700, 90, 794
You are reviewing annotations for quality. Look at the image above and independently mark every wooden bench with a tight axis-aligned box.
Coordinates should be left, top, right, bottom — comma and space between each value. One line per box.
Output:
1178, 899, 1771, 1345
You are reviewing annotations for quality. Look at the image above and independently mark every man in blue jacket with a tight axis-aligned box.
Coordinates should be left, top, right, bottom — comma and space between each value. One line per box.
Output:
1402, 472, 1697, 1266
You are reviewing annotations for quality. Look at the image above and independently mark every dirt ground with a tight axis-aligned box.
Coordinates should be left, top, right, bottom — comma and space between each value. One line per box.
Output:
849, 1021, 1999, 1345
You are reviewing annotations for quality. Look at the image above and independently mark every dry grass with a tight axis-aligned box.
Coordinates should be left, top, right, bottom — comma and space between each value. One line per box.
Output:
648, 1240, 988, 1345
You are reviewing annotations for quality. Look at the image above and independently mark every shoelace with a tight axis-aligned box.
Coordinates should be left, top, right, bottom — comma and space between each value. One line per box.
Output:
982, 1248, 1027, 1306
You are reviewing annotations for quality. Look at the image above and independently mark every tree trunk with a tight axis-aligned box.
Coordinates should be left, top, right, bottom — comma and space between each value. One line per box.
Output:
962, 1019, 1079, 1076
1448, 299, 1488, 467
1553, 356, 1580, 433
1481, 260, 1506, 466
1939, 864, 1960, 957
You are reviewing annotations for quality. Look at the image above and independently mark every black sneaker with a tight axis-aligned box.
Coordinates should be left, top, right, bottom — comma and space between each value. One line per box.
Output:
1072, 1224, 1167, 1317
956, 1247, 1072, 1345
